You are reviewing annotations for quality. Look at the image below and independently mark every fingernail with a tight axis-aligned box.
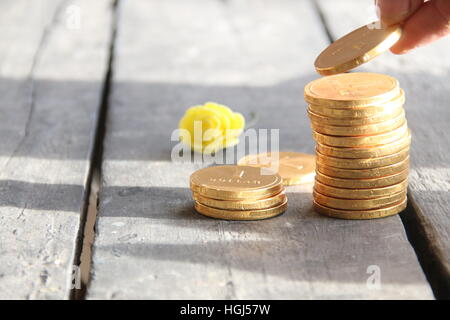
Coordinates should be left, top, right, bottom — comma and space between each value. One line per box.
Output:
390, 44, 410, 55
389, 0, 410, 14
392, 48, 409, 55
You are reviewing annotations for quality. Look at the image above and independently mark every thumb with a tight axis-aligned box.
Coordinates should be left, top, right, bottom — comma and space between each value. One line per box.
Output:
376, 0, 423, 26
390, 0, 450, 54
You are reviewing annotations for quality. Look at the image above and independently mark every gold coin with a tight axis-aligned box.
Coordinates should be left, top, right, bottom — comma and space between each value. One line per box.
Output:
313, 198, 407, 220
316, 157, 409, 178
314, 22, 402, 76
190, 165, 283, 200
312, 121, 408, 147
310, 110, 405, 136
237, 152, 315, 186
307, 89, 405, 119
315, 169, 409, 189
308, 102, 403, 118
314, 179, 408, 199
193, 189, 286, 210
313, 189, 406, 210
304, 73, 400, 107
316, 148, 409, 169
307, 104, 404, 126
316, 131, 411, 159
194, 198, 288, 221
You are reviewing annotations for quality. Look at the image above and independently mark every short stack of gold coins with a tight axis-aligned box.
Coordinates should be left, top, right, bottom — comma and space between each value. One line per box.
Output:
304, 72, 411, 219
190, 165, 288, 220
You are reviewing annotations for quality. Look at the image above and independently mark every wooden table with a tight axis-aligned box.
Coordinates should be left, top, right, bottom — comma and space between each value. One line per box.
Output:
0, 0, 448, 300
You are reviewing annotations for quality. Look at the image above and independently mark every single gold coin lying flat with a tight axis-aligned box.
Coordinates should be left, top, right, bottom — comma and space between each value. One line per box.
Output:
311, 110, 405, 136
315, 169, 409, 189
194, 198, 288, 221
316, 131, 411, 159
314, 22, 402, 76
314, 179, 408, 200
313, 198, 407, 220
193, 189, 286, 211
307, 104, 403, 126
316, 147, 409, 169
312, 121, 408, 147
190, 165, 283, 200
304, 73, 400, 107
316, 157, 409, 178
313, 189, 406, 210
238, 152, 315, 186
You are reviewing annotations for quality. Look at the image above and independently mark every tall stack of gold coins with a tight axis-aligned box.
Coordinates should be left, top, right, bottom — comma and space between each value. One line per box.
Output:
190, 165, 287, 220
304, 72, 410, 219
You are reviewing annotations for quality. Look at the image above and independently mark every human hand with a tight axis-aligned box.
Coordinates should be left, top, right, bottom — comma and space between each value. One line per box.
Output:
376, 0, 450, 54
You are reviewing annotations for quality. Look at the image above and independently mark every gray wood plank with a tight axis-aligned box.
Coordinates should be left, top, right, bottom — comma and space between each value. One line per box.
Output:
88, 0, 433, 299
317, 0, 450, 298
0, 0, 113, 299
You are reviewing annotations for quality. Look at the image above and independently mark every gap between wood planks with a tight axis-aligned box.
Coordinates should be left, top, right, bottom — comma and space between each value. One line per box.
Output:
400, 198, 450, 299
69, 0, 119, 300
311, 0, 447, 299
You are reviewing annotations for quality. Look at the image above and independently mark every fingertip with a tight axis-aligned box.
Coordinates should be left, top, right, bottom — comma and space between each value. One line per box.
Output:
389, 46, 410, 55
389, 0, 450, 54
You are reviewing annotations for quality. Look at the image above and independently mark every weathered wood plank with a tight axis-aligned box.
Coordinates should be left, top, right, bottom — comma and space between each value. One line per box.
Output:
0, 0, 113, 299
88, 0, 433, 299
317, 0, 450, 299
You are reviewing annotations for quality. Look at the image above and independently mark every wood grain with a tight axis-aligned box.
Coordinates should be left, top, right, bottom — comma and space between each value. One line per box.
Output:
87, 0, 433, 299
0, 0, 113, 299
317, 0, 450, 299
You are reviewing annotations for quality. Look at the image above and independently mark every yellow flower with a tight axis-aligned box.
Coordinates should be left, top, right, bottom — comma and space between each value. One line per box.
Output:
179, 102, 245, 154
